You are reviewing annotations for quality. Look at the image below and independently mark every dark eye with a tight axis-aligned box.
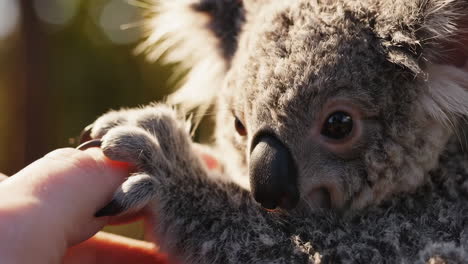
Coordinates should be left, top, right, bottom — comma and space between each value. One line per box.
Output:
321, 111, 353, 140
235, 117, 247, 136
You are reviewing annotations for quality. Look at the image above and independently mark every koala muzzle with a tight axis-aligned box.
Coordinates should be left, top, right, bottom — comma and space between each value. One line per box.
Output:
250, 134, 299, 210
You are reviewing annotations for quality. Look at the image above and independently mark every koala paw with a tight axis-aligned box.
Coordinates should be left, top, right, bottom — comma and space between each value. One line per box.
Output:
79, 104, 193, 217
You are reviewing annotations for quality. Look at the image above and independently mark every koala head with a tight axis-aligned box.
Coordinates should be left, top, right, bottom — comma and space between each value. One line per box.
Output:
141, 0, 468, 212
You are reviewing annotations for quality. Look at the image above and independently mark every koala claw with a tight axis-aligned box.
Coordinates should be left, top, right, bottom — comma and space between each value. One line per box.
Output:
79, 123, 94, 144
95, 198, 127, 217
76, 139, 102, 151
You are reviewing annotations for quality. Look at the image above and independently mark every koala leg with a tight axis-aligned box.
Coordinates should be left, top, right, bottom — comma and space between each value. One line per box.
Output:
91, 104, 252, 217
85, 104, 308, 263
86, 104, 208, 216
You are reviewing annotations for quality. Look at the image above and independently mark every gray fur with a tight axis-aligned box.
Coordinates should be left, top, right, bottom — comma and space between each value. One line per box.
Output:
85, 0, 468, 263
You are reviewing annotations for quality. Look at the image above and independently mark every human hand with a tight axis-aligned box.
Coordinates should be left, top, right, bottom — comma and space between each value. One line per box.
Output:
0, 148, 129, 264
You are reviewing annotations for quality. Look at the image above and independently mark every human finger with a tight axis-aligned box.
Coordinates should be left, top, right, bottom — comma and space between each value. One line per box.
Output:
0, 173, 7, 182
0, 148, 130, 246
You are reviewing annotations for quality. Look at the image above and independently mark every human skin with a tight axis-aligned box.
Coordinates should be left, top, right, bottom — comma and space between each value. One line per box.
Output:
0, 144, 219, 264
0, 148, 131, 264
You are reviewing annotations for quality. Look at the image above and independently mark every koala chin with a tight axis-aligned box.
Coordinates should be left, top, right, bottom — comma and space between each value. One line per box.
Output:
80, 0, 468, 263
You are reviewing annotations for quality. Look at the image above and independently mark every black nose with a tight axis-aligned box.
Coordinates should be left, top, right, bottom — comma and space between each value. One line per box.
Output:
249, 134, 299, 210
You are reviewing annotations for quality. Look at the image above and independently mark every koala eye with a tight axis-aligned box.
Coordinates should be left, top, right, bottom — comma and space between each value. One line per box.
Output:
235, 117, 247, 136
321, 111, 353, 140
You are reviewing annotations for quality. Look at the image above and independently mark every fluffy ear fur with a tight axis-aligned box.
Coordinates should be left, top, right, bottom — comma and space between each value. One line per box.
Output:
375, 0, 468, 128
422, 63, 468, 128
137, 0, 246, 115
415, 0, 468, 129
374, 0, 468, 68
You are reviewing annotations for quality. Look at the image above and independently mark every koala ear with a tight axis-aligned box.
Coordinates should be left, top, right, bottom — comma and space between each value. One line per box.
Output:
416, 0, 468, 67
137, 0, 246, 114
377, 0, 468, 70
421, 63, 468, 128
416, 0, 468, 128
138, 0, 245, 62
377, 0, 468, 127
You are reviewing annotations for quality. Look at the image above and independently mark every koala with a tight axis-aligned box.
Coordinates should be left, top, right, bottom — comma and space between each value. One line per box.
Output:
78, 0, 468, 263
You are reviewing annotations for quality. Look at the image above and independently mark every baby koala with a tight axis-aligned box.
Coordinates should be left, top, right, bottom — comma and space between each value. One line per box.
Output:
80, 0, 468, 263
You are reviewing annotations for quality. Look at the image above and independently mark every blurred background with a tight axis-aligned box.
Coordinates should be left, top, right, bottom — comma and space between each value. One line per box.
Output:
0, 0, 182, 238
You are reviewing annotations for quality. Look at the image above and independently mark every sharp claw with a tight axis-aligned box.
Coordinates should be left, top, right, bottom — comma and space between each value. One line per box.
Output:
95, 199, 126, 217
76, 139, 102, 150
79, 124, 94, 144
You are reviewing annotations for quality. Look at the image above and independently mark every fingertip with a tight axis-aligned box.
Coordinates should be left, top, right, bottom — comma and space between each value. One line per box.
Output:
82, 148, 131, 172
44, 148, 82, 159
0, 173, 8, 182
80, 147, 105, 160
43, 148, 129, 183
23, 147, 129, 210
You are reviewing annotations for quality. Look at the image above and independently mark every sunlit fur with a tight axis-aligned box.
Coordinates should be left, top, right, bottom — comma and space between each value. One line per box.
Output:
87, 0, 468, 263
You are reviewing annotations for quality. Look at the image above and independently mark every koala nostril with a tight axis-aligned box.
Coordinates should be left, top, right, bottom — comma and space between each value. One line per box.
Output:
258, 194, 297, 211
249, 133, 300, 210
308, 188, 331, 209
260, 200, 278, 210
79, 124, 94, 144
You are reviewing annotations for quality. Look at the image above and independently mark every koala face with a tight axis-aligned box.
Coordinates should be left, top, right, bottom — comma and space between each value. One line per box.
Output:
218, 0, 465, 211
142, 0, 468, 212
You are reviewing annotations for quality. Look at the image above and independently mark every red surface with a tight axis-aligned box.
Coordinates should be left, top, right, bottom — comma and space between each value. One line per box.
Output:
63, 232, 169, 264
